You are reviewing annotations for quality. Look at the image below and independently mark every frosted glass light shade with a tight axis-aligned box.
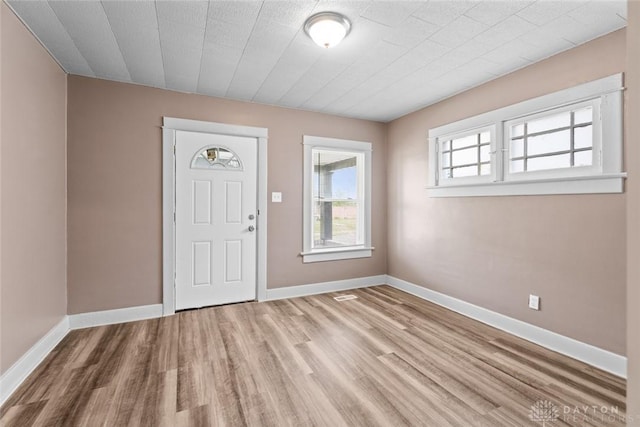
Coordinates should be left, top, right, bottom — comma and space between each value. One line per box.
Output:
304, 12, 351, 49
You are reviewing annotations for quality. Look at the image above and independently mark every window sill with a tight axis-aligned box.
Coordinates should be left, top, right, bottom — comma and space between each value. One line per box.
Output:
427, 173, 626, 198
301, 247, 374, 263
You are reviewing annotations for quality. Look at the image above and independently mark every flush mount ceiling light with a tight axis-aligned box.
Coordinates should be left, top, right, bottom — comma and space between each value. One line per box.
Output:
304, 12, 351, 49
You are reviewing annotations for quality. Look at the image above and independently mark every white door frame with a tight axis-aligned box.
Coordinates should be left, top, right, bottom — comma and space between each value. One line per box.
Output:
162, 117, 268, 316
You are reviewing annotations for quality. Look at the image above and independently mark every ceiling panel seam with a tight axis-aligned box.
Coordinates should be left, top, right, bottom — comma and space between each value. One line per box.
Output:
329, 10, 536, 115
224, 1, 265, 98
99, 0, 132, 83
250, 28, 307, 103
195, 0, 212, 92
153, 0, 167, 88
319, 42, 447, 113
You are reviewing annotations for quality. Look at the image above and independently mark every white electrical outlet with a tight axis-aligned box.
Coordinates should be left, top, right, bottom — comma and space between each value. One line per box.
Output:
528, 294, 540, 310
272, 192, 282, 203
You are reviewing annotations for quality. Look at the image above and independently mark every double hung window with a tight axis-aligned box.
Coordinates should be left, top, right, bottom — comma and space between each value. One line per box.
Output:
302, 136, 372, 263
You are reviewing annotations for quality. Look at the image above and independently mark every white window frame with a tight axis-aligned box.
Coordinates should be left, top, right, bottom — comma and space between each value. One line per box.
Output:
503, 99, 602, 181
435, 125, 497, 186
428, 74, 625, 197
301, 135, 373, 263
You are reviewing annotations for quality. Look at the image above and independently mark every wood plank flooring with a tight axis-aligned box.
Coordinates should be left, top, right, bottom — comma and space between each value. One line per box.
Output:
0, 286, 626, 426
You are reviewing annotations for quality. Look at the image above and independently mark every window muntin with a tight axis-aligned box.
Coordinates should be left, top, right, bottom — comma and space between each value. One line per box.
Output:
312, 149, 364, 249
440, 130, 491, 180
436, 127, 495, 185
506, 103, 596, 175
191, 146, 242, 170
427, 74, 624, 197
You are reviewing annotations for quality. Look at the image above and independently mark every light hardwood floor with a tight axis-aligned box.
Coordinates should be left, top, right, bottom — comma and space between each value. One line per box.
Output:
0, 286, 626, 426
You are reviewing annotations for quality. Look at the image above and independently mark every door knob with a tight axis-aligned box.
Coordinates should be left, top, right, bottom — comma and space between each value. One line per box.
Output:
248, 225, 255, 232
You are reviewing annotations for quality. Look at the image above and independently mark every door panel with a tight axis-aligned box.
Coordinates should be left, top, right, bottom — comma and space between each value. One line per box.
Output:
193, 181, 211, 224
175, 130, 257, 310
224, 240, 242, 282
192, 241, 211, 286
225, 181, 242, 224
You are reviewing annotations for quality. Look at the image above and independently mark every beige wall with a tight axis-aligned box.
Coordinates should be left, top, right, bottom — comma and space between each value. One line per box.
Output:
0, 3, 67, 374
626, 0, 640, 423
386, 29, 626, 355
66, 76, 387, 314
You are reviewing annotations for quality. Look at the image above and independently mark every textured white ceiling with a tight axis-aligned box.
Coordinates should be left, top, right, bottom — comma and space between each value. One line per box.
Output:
7, 0, 627, 122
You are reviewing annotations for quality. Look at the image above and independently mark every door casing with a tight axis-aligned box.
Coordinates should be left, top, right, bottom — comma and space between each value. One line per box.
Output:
162, 117, 268, 316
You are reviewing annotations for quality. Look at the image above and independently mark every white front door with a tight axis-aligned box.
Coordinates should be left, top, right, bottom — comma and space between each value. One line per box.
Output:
175, 130, 257, 310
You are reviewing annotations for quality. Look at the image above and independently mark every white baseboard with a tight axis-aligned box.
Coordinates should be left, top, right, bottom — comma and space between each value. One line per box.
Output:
68, 304, 164, 329
1, 304, 164, 406
264, 275, 387, 301
386, 275, 627, 378
0, 316, 70, 407
1, 276, 625, 410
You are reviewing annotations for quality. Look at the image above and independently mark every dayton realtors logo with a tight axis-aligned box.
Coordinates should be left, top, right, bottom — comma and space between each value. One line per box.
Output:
529, 400, 560, 425
529, 400, 624, 424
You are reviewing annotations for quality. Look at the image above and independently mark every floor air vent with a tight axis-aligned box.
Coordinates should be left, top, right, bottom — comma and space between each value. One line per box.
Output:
333, 295, 358, 302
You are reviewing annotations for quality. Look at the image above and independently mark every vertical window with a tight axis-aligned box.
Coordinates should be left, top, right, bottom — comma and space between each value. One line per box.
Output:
312, 149, 363, 249
302, 136, 372, 263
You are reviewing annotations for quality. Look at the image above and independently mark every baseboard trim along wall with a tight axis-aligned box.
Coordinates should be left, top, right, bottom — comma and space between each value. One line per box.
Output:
68, 304, 164, 329
264, 275, 388, 301
1, 276, 626, 407
385, 275, 627, 378
1, 304, 164, 406
0, 316, 70, 407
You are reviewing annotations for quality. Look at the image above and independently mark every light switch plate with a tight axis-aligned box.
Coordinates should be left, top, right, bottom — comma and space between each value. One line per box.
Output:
528, 294, 540, 310
272, 192, 282, 203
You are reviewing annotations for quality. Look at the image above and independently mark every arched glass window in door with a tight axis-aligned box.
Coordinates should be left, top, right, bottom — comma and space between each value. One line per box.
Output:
191, 146, 243, 170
